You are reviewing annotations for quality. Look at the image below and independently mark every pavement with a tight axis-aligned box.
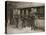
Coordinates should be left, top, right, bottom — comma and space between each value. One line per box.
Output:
7, 24, 43, 34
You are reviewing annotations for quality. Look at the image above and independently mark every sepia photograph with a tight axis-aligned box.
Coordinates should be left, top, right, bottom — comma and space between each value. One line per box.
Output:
5, 1, 45, 34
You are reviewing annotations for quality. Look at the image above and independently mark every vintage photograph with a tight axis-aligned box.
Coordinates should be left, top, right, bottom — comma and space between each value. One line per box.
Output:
5, 1, 45, 34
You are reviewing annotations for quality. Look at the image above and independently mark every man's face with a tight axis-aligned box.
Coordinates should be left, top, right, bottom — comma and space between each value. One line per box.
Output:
31, 8, 37, 13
